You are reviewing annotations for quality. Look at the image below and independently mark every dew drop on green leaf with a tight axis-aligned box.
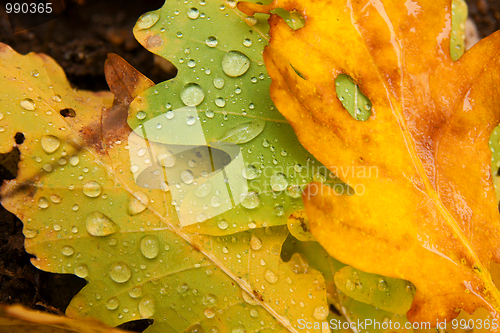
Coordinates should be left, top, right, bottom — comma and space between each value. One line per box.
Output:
61, 245, 74, 256
106, 297, 119, 310
128, 191, 149, 215
38, 197, 49, 209
264, 269, 278, 283
181, 83, 205, 107
217, 219, 229, 230
181, 170, 194, 184
74, 264, 89, 278
250, 235, 262, 251
222, 51, 251, 77
83, 181, 102, 198
136, 11, 160, 30
213, 77, 225, 89
85, 211, 118, 236
109, 261, 132, 283
218, 119, 265, 144
41, 135, 60, 154
177, 283, 189, 295
138, 294, 156, 318
140, 235, 159, 259
129, 286, 142, 298
206, 36, 218, 47
241, 191, 260, 209
204, 308, 216, 318
270, 173, 288, 191
202, 293, 217, 306
187, 7, 200, 19
378, 279, 388, 292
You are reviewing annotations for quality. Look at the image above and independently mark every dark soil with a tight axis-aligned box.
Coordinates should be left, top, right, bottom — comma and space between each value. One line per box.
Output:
0, 0, 499, 331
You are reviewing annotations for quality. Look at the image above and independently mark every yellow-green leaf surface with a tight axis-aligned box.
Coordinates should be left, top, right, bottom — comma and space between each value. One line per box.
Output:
0, 43, 332, 333
0, 304, 131, 333
130, 0, 344, 236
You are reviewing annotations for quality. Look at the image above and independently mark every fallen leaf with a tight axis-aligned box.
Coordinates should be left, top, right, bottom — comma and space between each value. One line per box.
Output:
239, 0, 500, 323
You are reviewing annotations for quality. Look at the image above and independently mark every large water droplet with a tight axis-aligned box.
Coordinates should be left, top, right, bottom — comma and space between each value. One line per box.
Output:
313, 306, 329, 320
206, 36, 218, 47
181, 83, 205, 107
20, 98, 35, 111
242, 165, 260, 179
213, 77, 225, 89
62, 245, 74, 256
128, 191, 149, 215
24, 228, 38, 239
138, 294, 156, 318
140, 235, 159, 259
270, 173, 288, 191
287, 185, 302, 198
378, 279, 388, 292
86, 211, 118, 236
241, 191, 260, 209
222, 51, 251, 77
250, 235, 262, 250
137, 11, 160, 30
106, 297, 119, 310
158, 150, 176, 167
83, 181, 102, 197
41, 135, 60, 154
74, 264, 89, 278
181, 170, 194, 184
187, 7, 200, 19
202, 293, 217, 306
109, 261, 132, 283
264, 270, 278, 283
38, 197, 49, 209
218, 220, 229, 230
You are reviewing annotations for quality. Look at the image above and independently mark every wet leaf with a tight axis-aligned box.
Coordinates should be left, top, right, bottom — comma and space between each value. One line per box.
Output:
0, 304, 131, 333
240, 0, 500, 323
0, 44, 330, 333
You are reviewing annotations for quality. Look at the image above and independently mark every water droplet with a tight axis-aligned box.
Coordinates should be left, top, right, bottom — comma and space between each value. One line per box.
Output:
188, 324, 205, 333
241, 191, 260, 209
38, 197, 49, 209
222, 51, 251, 77
187, 7, 200, 19
262, 139, 269, 147
41, 135, 60, 154
83, 181, 102, 197
205, 110, 215, 118
128, 191, 149, 215
218, 220, 229, 230
186, 115, 196, 125
24, 228, 38, 239
214, 97, 226, 108
129, 286, 142, 298
250, 236, 262, 250
204, 308, 216, 318
206, 36, 218, 47
188, 59, 196, 68
136, 111, 147, 120
195, 183, 212, 197
137, 11, 160, 29
287, 185, 302, 198
181, 83, 205, 107
345, 279, 356, 291
139, 294, 156, 318
74, 264, 89, 278
62, 245, 74, 256
106, 297, 119, 310
264, 270, 278, 283
213, 77, 225, 89
177, 283, 189, 295
30, 70, 39, 77
290, 253, 308, 274
158, 151, 176, 167
243, 38, 252, 47
270, 173, 288, 191
232, 325, 245, 333
181, 170, 194, 184
140, 235, 159, 259
52, 95, 62, 102
86, 211, 118, 236
273, 205, 284, 216
242, 165, 260, 179
235, 87, 241, 94
109, 261, 132, 283
202, 293, 217, 306
20, 98, 35, 111
69, 156, 79, 166
378, 279, 388, 292
313, 306, 329, 320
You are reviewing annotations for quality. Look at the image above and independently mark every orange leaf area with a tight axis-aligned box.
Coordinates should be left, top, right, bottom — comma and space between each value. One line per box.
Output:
239, 0, 500, 323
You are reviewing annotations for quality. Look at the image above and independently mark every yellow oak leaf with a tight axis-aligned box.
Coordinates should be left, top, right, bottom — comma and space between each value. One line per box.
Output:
239, 0, 500, 324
